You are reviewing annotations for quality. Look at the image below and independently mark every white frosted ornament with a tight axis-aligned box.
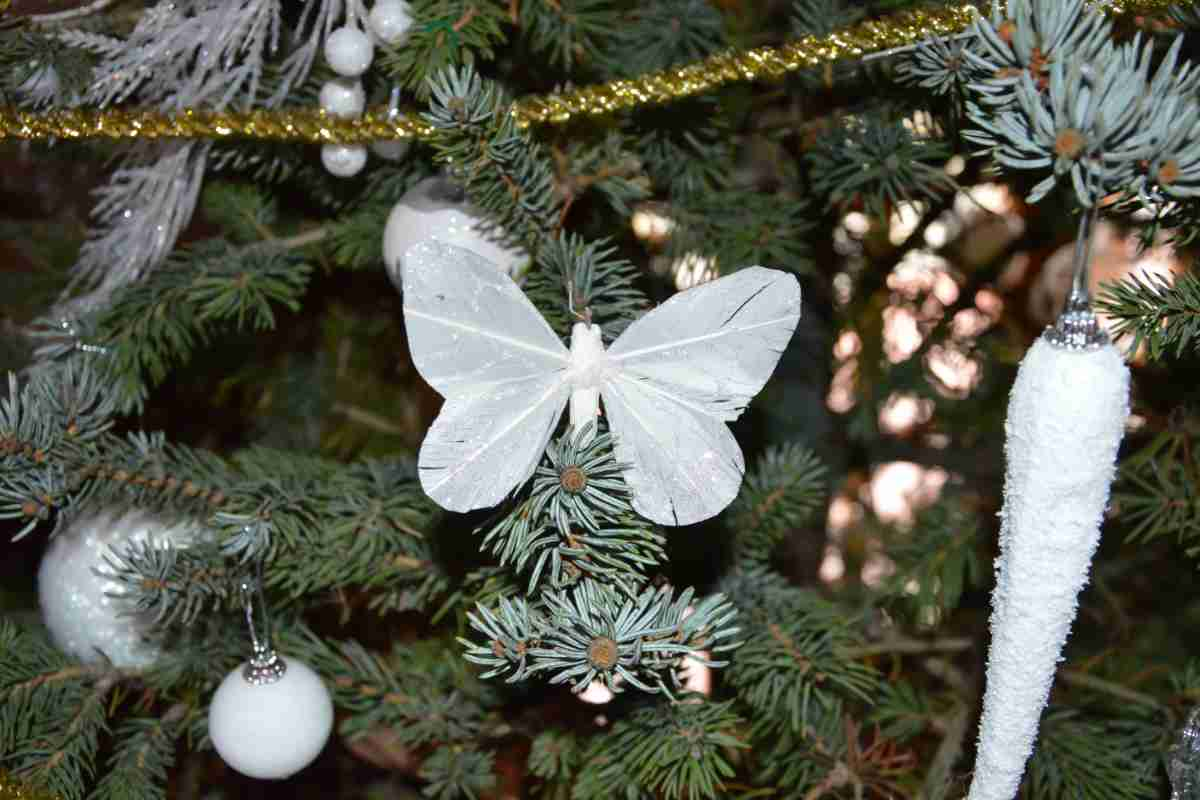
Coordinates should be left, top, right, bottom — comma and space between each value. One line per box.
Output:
966, 304, 1129, 799
371, 139, 411, 162
383, 176, 528, 288
319, 79, 366, 118
322, 143, 368, 178
368, 0, 414, 44
38, 506, 203, 668
208, 655, 334, 779
325, 26, 374, 77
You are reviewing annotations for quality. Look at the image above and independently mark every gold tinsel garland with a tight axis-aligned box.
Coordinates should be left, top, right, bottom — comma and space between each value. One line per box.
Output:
0, 0, 1184, 144
0, 772, 57, 800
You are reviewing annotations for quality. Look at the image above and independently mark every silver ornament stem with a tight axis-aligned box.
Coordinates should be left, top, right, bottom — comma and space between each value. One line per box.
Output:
240, 566, 285, 685
1045, 203, 1108, 351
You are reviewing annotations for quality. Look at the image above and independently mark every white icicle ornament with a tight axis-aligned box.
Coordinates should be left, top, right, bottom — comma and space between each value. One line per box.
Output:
966, 334, 1129, 800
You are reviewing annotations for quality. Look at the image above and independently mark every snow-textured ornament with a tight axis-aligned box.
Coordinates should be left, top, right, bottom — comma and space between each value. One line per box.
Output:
325, 25, 374, 77
209, 581, 334, 779
966, 227, 1129, 800
38, 506, 203, 668
368, 0, 414, 44
399, 240, 801, 526
319, 78, 366, 118
322, 144, 368, 178
1170, 707, 1200, 800
383, 176, 528, 288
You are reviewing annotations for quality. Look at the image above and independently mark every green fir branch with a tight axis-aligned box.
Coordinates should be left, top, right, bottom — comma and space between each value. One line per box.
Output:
1026, 709, 1165, 800
1097, 270, 1200, 362
90, 707, 188, 800
376, 0, 509, 98
727, 443, 828, 570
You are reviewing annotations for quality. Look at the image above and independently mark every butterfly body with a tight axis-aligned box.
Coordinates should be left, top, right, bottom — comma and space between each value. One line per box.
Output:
400, 240, 801, 526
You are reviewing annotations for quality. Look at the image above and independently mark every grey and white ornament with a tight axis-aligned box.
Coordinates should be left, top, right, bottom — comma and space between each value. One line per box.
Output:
319, 78, 366, 118
383, 176, 528, 290
208, 654, 334, 779
322, 144, 368, 178
38, 506, 203, 668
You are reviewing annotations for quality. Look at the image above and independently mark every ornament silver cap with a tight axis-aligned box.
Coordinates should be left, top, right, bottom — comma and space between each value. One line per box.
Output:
1045, 204, 1108, 351
240, 577, 286, 685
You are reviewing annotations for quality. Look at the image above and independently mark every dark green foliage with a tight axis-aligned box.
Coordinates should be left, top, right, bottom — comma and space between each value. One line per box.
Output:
1025, 709, 1165, 800
791, 0, 864, 37
1113, 426, 1200, 559
523, 234, 649, 341
727, 588, 879, 733
91, 710, 187, 800
668, 189, 816, 275
602, 0, 725, 78
880, 500, 984, 623
517, 0, 622, 72
1097, 270, 1200, 362
806, 113, 956, 216
727, 443, 828, 569
424, 65, 559, 253
376, 0, 509, 98
572, 701, 746, 800
0, 622, 110, 800
419, 746, 497, 800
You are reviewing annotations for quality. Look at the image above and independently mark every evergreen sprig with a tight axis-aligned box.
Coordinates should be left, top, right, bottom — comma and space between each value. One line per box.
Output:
727, 443, 828, 570
1097, 270, 1200, 362
376, 0, 509, 98
424, 65, 559, 254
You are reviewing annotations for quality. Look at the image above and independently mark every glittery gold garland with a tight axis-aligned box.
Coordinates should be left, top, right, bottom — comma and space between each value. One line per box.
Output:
0, 772, 58, 800
0, 0, 1190, 144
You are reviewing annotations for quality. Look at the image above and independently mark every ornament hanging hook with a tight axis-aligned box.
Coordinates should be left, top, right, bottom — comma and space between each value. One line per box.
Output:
1045, 182, 1108, 350
240, 554, 286, 685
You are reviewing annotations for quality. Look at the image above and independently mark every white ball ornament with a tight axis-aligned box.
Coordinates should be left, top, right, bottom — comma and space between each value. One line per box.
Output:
383, 176, 528, 289
322, 143, 368, 178
370, 139, 411, 162
319, 79, 366, 118
324, 26, 374, 77
38, 506, 203, 668
208, 655, 334, 779
368, 0, 414, 45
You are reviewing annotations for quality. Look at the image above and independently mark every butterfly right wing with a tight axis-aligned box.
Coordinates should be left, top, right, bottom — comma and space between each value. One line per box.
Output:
400, 240, 571, 511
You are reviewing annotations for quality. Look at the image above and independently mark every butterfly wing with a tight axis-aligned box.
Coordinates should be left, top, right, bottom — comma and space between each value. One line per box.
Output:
401, 240, 571, 511
603, 267, 801, 525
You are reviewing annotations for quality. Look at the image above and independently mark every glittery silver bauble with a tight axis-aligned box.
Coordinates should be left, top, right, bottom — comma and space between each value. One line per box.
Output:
382, 176, 528, 291
38, 506, 203, 668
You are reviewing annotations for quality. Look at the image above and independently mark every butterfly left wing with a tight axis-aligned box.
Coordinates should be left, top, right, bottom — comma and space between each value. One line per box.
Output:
401, 240, 571, 511
603, 267, 801, 525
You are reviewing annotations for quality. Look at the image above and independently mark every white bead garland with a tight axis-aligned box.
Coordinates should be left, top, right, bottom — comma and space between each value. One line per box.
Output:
324, 26, 374, 77
322, 144, 368, 177
368, 0, 414, 45
319, 78, 366, 118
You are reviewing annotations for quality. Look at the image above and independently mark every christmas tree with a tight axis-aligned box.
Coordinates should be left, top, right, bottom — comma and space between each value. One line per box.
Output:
2, 0, 1200, 798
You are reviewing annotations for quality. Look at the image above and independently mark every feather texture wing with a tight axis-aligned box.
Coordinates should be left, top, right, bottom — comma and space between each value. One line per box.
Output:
607, 266, 800, 421
601, 372, 744, 526
400, 241, 571, 511
401, 240, 568, 395
419, 373, 571, 512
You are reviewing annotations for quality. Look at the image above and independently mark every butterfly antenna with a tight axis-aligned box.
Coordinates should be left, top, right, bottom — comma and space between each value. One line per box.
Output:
566, 279, 592, 324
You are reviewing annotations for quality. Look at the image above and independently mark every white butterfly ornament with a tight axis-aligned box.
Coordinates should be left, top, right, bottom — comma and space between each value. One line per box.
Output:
400, 240, 801, 526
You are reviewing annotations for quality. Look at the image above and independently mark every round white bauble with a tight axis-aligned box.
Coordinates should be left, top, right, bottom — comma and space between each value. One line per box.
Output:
324, 26, 374, 77
208, 656, 334, 779
370, 138, 411, 162
368, 0, 414, 44
322, 143, 368, 178
319, 78, 366, 118
383, 176, 528, 289
38, 506, 202, 668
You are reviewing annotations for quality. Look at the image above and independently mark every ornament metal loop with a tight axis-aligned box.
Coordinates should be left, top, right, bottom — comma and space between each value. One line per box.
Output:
240, 567, 286, 685
1045, 202, 1109, 351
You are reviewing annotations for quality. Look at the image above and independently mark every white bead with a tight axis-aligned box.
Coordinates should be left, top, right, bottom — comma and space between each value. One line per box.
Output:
38, 507, 204, 668
208, 656, 334, 780
368, 0, 414, 45
319, 79, 366, 118
325, 26, 374, 77
370, 139, 411, 162
321, 144, 368, 178
382, 176, 528, 288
